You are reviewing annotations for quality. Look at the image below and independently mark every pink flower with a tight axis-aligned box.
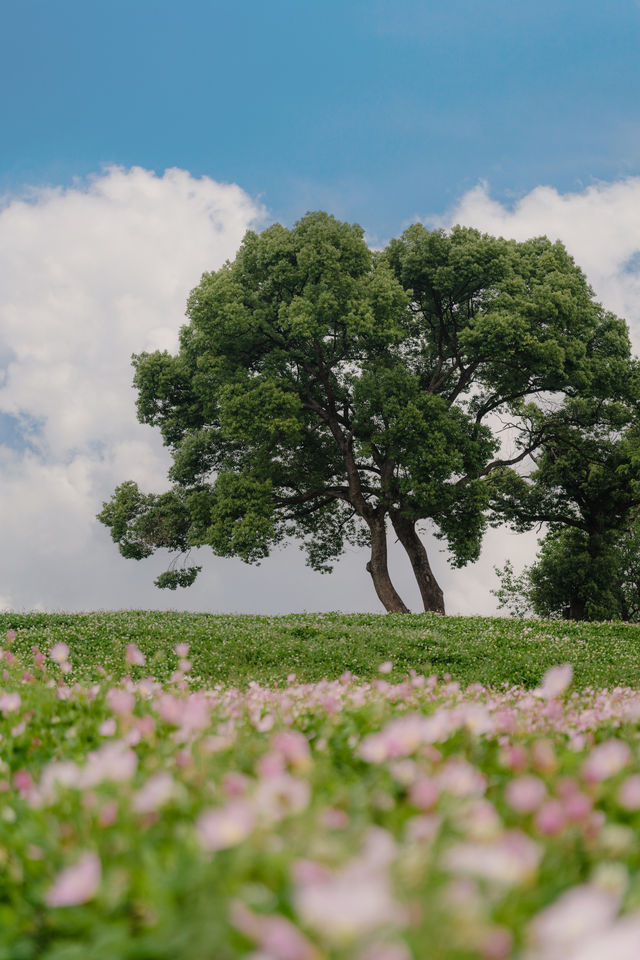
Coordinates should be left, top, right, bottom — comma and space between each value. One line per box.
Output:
534, 801, 566, 836
45, 852, 101, 907
618, 774, 640, 810
499, 743, 528, 771
82, 741, 138, 787
480, 927, 513, 960
196, 800, 255, 851
132, 772, 174, 814
271, 730, 312, 771
253, 773, 311, 822
98, 717, 117, 737
0, 692, 21, 714
378, 661, 393, 674
106, 688, 135, 717
408, 777, 440, 811
505, 775, 547, 814
98, 799, 118, 827
13, 769, 34, 797
536, 663, 573, 699
563, 792, 593, 822
222, 771, 251, 797
320, 807, 349, 829
157, 693, 184, 726
436, 758, 486, 797
125, 643, 146, 667
527, 882, 621, 954
358, 943, 412, 960
582, 739, 631, 784
50, 642, 70, 665
230, 901, 320, 960
174, 643, 190, 658
294, 828, 404, 945
444, 830, 542, 886
5, 630, 16, 643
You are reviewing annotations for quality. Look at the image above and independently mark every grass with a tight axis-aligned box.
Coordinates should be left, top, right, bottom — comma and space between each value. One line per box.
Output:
1, 609, 640, 689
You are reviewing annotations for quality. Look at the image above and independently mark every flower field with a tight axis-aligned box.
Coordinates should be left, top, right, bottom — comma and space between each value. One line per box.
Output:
2, 613, 640, 958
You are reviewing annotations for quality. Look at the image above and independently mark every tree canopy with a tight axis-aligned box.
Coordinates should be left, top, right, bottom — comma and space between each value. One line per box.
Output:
98, 212, 631, 613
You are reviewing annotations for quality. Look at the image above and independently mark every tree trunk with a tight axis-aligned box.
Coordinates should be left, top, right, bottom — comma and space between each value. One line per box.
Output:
366, 514, 411, 613
390, 512, 445, 614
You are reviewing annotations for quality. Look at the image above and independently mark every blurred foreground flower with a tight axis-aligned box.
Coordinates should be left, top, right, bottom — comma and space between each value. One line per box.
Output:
197, 800, 255, 851
293, 828, 405, 946
45, 852, 101, 907
125, 643, 146, 666
230, 901, 320, 960
444, 830, 542, 887
535, 664, 573, 699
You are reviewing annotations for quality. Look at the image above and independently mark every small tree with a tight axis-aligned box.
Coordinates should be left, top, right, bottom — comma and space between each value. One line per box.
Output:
491, 392, 640, 620
98, 212, 627, 613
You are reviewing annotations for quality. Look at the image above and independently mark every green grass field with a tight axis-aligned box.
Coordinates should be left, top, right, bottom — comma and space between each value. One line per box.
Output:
2, 609, 639, 689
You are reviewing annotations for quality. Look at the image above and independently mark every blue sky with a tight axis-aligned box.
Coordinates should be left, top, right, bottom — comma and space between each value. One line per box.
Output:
3, 0, 640, 614
3, 0, 640, 238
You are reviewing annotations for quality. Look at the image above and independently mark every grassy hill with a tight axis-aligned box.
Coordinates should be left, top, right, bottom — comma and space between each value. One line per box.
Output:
2, 609, 640, 689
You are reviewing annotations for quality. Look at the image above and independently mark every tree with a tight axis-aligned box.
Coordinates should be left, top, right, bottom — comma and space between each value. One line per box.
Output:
98, 212, 627, 613
491, 391, 640, 621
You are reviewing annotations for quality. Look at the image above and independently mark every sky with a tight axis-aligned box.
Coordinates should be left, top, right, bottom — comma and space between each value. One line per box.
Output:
2, 0, 640, 614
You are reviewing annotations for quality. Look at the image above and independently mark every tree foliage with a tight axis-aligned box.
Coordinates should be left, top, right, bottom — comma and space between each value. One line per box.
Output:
491, 389, 640, 620
98, 212, 629, 613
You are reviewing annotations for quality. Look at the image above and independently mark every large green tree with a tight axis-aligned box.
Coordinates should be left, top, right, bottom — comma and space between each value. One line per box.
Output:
98, 212, 628, 613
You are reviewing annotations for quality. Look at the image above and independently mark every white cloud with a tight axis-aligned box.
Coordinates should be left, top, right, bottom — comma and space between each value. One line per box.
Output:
429, 178, 640, 348
2, 170, 639, 615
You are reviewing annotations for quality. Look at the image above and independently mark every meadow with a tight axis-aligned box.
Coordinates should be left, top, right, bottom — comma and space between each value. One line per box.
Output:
2, 611, 640, 958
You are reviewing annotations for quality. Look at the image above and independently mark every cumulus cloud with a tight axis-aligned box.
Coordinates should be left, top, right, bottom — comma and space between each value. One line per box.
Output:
429, 177, 640, 348
3, 170, 640, 615
0, 166, 270, 612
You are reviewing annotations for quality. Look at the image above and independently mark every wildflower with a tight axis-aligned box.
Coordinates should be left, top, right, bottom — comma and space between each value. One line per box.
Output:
294, 828, 404, 945
534, 801, 566, 836
132, 772, 174, 814
271, 730, 312, 772
0, 692, 20, 714
13, 769, 34, 797
230, 900, 320, 960
535, 663, 573, 699
253, 773, 311, 822
125, 643, 146, 667
618, 774, 640, 810
526, 882, 621, 956
98, 717, 116, 737
50, 642, 70, 665
45, 852, 101, 907
106, 688, 135, 717
505, 775, 547, 814
582, 739, 631, 784
444, 830, 542, 886
480, 927, 513, 960
408, 777, 439, 811
436, 757, 486, 797
378, 661, 393, 674
196, 800, 255, 851
82, 741, 138, 787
